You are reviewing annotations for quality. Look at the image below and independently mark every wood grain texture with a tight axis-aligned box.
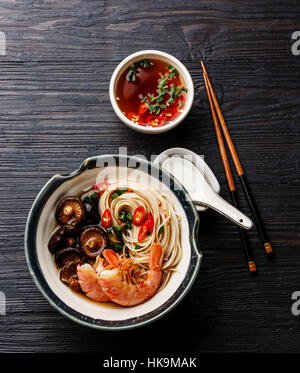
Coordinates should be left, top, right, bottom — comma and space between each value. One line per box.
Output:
0, 0, 300, 353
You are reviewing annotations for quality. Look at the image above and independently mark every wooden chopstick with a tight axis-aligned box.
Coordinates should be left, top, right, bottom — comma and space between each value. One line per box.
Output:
201, 61, 273, 255
203, 72, 256, 272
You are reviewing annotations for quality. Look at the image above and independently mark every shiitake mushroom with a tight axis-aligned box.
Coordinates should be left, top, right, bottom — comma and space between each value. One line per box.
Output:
59, 260, 84, 292
55, 197, 86, 226
84, 201, 101, 225
81, 191, 101, 225
48, 224, 79, 254
55, 247, 83, 267
80, 226, 109, 258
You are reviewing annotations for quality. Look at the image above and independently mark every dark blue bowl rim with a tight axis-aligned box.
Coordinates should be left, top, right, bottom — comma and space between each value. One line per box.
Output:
24, 154, 202, 330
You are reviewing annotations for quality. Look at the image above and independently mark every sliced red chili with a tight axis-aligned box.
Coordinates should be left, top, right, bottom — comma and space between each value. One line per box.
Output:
146, 115, 164, 127
146, 213, 154, 234
101, 209, 112, 228
133, 206, 146, 226
127, 112, 144, 125
138, 101, 148, 116
138, 220, 149, 242
159, 108, 176, 122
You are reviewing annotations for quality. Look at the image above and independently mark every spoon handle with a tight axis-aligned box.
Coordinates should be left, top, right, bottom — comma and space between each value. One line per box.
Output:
194, 184, 253, 230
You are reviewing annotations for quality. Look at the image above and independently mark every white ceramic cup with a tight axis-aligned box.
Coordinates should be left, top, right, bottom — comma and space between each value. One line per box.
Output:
109, 50, 194, 134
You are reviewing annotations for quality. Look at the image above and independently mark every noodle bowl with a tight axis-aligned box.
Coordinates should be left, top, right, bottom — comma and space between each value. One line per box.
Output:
26, 155, 201, 329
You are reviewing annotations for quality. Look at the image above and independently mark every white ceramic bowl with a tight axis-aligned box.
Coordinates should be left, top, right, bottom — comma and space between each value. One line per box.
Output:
25, 155, 201, 330
109, 50, 194, 134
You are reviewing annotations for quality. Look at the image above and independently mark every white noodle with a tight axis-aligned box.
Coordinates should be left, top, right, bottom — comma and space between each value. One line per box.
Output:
99, 181, 182, 290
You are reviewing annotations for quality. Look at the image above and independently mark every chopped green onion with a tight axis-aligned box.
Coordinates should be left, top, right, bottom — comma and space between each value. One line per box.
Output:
159, 225, 164, 234
127, 59, 151, 81
113, 243, 123, 251
111, 192, 120, 199
91, 192, 98, 199
135, 244, 141, 250
113, 225, 124, 232
111, 189, 123, 199
138, 62, 188, 118
83, 196, 92, 204
169, 86, 176, 96
142, 59, 150, 68
148, 104, 155, 112
119, 211, 126, 222
125, 213, 132, 222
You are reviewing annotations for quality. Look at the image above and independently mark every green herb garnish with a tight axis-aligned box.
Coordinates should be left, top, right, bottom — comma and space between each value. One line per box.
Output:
119, 211, 126, 222
113, 243, 123, 252
111, 188, 127, 200
83, 196, 92, 204
138, 64, 188, 117
127, 59, 151, 82
125, 222, 132, 229
111, 192, 121, 199
113, 225, 124, 232
159, 225, 164, 234
125, 213, 132, 222
106, 227, 113, 234
135, 244, 141, 250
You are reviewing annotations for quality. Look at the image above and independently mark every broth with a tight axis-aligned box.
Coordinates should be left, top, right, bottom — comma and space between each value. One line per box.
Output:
115, 58, 188, 127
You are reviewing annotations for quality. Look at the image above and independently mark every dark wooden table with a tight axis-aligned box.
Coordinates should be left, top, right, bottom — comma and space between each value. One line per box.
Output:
0, 0, 299, 353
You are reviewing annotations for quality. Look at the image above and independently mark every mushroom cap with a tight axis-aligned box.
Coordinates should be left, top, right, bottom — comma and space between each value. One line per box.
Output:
48, 224, 79, 254
59, 260, 84, 291
48, 230, 63, 254
84, 202, 101, 225
55, 197, 86, 225
55, 247, 83, 268
80, 226, 109, 258
59, 224, 79, 236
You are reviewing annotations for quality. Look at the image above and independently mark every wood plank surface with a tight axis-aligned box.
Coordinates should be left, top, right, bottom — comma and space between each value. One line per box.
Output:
0, 0, 299, 353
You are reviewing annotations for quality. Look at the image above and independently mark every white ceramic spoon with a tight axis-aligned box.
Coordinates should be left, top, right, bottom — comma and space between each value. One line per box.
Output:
162, 156, 253, 230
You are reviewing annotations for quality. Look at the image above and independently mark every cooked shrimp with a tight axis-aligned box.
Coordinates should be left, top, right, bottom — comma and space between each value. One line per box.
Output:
77, 263, 110, 302
98, 244, 163, 306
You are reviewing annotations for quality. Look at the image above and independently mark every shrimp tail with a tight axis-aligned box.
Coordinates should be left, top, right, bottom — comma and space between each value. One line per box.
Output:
102, 249, 121, 268
149, 243, 163, 270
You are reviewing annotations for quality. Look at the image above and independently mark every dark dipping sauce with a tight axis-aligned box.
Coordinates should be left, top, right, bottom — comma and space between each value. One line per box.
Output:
115, 58, 188, 128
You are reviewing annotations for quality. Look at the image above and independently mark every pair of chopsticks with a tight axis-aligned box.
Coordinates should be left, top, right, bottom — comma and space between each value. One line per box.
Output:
201, 61, 273, 273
